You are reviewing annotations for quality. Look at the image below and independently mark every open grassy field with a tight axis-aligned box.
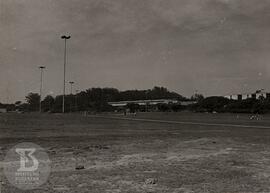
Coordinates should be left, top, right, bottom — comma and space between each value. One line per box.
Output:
0, 112, 270, 193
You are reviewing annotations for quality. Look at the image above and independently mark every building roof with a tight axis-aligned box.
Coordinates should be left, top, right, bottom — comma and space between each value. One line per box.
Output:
108, 99, 179, 107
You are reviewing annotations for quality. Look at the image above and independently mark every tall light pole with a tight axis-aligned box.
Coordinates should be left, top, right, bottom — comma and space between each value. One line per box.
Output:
39, 66, 46, 113
61, 35, 71, 113
75, 89, 79, 112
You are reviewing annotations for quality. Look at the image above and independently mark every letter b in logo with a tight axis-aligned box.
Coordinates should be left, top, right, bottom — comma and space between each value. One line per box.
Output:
4, 142, 51, 190
16, 148, 39, 172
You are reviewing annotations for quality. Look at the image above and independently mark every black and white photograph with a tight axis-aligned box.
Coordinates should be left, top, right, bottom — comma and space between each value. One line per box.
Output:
1, 0, 270, 192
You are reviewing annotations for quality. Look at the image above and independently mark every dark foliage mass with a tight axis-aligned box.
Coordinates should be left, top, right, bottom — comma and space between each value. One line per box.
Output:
8, 86, 270, 114
192, 96, 270, 114
0, 103, 15, 111
26, 93, 40, 111
16, 86, 185, 113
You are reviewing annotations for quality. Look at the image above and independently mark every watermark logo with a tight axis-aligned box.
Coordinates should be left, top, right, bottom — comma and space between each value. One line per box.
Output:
3, 142, 51, 190
16, 148, 39, 172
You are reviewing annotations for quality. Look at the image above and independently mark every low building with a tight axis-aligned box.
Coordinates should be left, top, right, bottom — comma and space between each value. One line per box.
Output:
224, 91, 270, 100
108, 99, 179, 107
108, 99, 196, 112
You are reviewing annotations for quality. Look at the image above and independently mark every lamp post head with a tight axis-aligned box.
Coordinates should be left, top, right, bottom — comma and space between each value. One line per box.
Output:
61, 35, 71, 39
39, 66, 46, 69
69, 81, 74, 84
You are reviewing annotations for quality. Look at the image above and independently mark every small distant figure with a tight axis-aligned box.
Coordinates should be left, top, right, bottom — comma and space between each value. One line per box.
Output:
250, 114, 260, 120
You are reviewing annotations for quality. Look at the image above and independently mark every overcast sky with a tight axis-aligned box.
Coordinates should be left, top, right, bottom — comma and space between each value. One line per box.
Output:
1, 0, 270, 102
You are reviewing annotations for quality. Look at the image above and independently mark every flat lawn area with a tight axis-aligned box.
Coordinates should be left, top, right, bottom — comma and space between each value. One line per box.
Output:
0, 112, 270, 193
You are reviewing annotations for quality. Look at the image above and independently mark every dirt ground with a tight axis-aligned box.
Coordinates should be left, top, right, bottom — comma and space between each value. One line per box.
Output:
0, 112, 270, 193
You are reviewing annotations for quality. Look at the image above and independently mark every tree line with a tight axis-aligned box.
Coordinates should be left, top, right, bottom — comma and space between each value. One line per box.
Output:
5, 88, 270, 114
190, 96, 270, 114
16, 86, 189, 113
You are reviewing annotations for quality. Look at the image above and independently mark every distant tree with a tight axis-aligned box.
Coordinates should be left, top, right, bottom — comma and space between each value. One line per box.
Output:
15, 101, 22, 106
225, 98, 257, 113
252, 101, 264, 114
14, 101, 22, 111
171, 104, 183, 112
199, 96, 230, 112
157, 103, 170, 112
93, 101, 114, 112
52, 95, 63, 113
148, 86, 185, 100
258, 95, 265, 101
26, 93, 40, 111
191, 94, 204, 102
18, 103, 30, 112
126, 103, 140, 113
119, 86, 185, 101
46, 87, 186, 113
42, 95, 55, 112
102, 88, 120, 102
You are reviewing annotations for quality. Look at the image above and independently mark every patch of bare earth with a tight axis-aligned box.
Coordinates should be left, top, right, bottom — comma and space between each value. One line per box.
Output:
1, 114, 270, 193
6, 137, 263, 193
